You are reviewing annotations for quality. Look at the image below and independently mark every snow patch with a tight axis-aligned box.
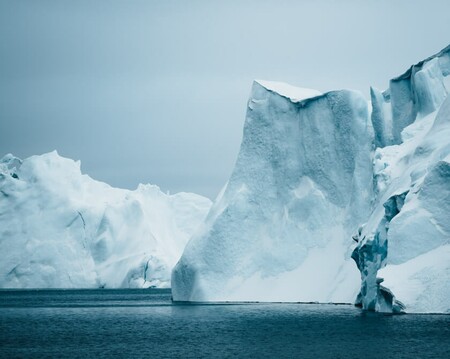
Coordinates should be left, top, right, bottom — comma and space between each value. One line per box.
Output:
255, 80, 321, 103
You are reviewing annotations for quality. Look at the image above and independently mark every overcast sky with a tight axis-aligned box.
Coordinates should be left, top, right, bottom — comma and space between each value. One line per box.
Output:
1, 0, 450, 198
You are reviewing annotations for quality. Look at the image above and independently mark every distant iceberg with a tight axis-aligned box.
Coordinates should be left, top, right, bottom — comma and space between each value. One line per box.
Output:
172, 46, 450, 313
0, 151, 211, 288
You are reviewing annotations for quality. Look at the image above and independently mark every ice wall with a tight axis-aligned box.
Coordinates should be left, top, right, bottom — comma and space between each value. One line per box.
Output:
172, 80, 374, 302
0, 152, 211, 288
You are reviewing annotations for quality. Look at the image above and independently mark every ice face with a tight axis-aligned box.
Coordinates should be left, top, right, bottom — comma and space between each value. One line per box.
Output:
0, 151, 211, 289
370, 86, 393, 148
172, 81, 374, 303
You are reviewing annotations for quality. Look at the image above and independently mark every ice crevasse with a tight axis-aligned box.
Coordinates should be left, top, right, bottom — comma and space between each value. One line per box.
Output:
172, 46, 450, 313
0, 152, 211, 288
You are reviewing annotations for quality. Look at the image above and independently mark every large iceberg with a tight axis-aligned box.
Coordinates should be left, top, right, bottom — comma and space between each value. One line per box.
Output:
0, 151, 211, 288
172, 47, 450, 313
172, 80, 374, 303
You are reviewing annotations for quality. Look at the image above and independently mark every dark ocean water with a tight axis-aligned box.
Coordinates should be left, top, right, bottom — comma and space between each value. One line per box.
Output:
0, 289, 449, 359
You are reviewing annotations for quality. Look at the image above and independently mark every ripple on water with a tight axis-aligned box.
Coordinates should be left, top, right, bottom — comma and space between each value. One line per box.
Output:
0, 289, 449, 359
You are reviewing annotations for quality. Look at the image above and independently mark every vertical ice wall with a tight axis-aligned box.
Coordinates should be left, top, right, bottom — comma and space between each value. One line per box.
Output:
172, 81, 374, 302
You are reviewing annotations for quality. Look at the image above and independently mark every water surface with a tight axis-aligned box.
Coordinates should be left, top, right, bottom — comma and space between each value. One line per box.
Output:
0, 289, 449, 358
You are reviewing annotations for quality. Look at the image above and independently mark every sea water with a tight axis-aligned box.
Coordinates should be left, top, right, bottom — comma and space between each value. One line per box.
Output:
0, 289, 449, 358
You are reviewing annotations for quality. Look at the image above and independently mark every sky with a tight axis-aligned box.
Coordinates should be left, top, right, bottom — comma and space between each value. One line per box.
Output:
1, 0, 450, 199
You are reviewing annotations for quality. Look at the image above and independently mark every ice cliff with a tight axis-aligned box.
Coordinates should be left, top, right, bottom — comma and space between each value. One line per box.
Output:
172, 47, 450, 313
0, 152, 211, 288
172, 81, 374, 303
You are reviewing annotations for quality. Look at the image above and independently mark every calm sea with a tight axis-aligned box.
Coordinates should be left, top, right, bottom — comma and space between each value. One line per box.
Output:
0, 289, 449, 358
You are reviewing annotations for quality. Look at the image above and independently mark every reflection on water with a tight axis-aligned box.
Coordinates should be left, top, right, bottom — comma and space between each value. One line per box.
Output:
0, 289, 449, 358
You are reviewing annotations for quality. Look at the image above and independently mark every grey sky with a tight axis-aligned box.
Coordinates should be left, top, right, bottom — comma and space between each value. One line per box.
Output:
1, 0, 450, 198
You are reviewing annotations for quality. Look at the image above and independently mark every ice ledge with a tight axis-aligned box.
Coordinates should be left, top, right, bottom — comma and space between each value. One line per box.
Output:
255, 79, 322, 103
391, 44, 450, 82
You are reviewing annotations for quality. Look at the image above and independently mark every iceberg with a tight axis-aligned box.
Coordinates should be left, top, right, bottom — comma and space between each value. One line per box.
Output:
172, 46, 450, 313
0, 151, 211, 288
172, 80, 374, 303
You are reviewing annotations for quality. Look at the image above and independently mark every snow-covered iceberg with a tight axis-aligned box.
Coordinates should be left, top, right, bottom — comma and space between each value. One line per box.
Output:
172, 47, 450, 313
0, 151, 211, 288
